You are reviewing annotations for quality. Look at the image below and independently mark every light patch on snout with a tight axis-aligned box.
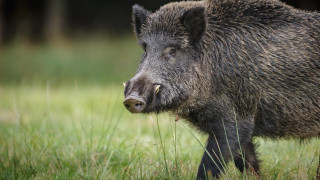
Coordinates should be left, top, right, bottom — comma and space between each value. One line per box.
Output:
154, 85, 161, 94
123, 82, 127, 88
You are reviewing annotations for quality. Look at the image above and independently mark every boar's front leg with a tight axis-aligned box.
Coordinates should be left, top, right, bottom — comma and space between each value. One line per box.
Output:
234, 140, 260, 174
196, 117, 255, 179
196, 134, 231, 179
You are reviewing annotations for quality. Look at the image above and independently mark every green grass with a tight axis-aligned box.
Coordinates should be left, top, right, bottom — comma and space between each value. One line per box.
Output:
0, 37, 319, 179
0, 85, 319, 179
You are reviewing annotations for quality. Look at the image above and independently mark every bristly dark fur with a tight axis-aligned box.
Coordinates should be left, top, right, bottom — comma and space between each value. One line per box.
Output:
125, 0, 320, 179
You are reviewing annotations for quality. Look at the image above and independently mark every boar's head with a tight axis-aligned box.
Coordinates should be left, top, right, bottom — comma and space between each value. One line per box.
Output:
124, 2, 208, 114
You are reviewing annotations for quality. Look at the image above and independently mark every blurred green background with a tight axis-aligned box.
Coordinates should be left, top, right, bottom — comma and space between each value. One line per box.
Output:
0, 36, 142, 85
0, 0, 319, 86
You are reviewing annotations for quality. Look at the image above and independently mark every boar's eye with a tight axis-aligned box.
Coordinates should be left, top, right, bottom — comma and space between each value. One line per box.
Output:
164, 47, 177, 61
169, 48, 176, 57
164, 47, 177, 57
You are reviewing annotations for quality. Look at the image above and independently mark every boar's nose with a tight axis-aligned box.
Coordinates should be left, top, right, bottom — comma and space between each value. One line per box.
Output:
123, 97, 146, 113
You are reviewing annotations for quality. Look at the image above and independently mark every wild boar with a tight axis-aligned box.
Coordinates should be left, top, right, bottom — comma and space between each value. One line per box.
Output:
123, 0, 320, 179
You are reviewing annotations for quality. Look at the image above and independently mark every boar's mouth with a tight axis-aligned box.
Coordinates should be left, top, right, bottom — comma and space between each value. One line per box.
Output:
123, 82, 163, 113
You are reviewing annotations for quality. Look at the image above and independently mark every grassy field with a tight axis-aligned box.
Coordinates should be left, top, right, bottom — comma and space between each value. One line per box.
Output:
0, 37, 319, 179
0, 85, 319, 179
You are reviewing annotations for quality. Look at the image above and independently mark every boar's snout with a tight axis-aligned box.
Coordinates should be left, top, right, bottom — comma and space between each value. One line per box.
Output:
123, 96, 146, 113
123, 75, 161, 113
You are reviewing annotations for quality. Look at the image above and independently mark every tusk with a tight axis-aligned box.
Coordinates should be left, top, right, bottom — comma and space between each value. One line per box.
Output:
155, 85, 160, 94
123, 82, 127, 88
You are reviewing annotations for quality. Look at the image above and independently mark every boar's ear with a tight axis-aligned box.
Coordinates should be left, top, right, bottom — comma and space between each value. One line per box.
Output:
181, 7, 206, 45
132, 5, 151, 36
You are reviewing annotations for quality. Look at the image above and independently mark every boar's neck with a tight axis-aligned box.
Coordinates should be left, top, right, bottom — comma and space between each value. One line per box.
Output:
174, 94, 239, 134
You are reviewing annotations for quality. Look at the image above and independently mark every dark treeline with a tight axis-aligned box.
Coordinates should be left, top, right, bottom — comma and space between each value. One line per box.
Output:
0, 0, 319, 45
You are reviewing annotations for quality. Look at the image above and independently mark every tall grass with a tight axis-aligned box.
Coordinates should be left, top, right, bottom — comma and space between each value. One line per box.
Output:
0, 85, 319, 179
0, 38, 319, 179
